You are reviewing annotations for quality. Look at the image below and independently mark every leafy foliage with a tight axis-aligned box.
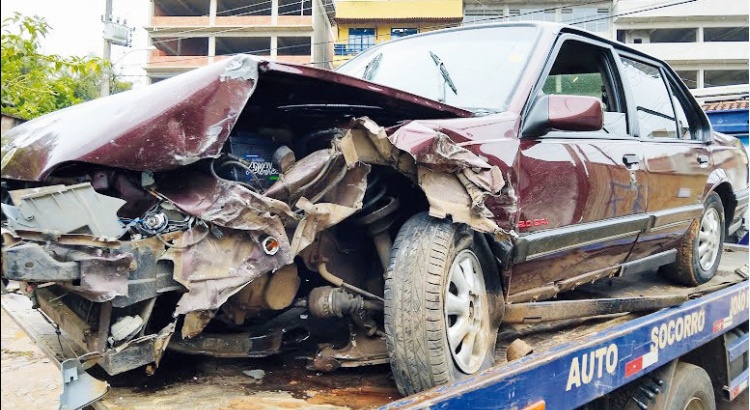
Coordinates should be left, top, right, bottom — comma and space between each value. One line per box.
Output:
1, 12, 131, 119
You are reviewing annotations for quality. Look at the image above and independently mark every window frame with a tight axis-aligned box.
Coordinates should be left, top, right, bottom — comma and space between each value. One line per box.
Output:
615, 49, 711, 143
390, 28, 418, 39
522, 34, 633, 140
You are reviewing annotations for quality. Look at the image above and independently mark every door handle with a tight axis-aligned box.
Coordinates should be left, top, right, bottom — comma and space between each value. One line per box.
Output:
697, 155, 709, 165
622, 154, 640, 166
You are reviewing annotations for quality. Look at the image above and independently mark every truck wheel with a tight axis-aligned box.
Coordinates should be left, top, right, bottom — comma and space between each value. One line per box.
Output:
664, 362, 715, 410
663, 192, 724, 286
384, 213, 495, 396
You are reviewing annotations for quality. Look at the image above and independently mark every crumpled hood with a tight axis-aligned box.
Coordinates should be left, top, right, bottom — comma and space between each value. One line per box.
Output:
1, 54, 470, 182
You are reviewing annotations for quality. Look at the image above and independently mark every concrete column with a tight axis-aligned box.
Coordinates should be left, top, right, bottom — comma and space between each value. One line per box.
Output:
697, 26, 704, 42
208, 36, 216, 63
310, 35, 315, 66
698, 69, 705, 88
272, 0, 279, 24
210, 0, 217, 24
271, 36, 278, 60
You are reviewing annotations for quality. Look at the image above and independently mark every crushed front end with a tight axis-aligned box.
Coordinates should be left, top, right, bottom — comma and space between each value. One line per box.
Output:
1, 54, 511, 378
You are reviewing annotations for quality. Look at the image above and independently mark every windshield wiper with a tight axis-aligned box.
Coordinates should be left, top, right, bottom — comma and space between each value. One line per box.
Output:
362, 52, 383, 81
429, 51, 458, 101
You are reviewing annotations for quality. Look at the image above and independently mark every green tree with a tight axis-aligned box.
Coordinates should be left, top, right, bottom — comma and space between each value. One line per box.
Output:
1, 13, 131, 119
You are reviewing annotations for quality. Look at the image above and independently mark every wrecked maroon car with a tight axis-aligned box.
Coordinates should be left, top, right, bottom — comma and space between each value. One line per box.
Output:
2, 22, 748, 396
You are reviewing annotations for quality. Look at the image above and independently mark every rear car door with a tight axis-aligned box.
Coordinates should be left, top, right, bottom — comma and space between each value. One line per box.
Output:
616, 54, 711, 261
510, 36, 648, 302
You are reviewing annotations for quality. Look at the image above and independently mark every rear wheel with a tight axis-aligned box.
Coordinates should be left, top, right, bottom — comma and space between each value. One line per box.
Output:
384, 213, 496, 396
664, 362, 716, 410
663, 192, 724, 286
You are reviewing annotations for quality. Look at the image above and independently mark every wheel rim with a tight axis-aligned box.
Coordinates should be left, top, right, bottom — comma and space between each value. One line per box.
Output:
684, 396, 707, 410
445, 249, 487, 374
698, 208, 721, 271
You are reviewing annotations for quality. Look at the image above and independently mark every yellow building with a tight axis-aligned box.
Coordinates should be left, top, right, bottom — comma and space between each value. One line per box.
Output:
333, 0, 463, 67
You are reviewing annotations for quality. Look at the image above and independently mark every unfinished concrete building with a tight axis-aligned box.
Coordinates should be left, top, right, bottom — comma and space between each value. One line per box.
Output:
145, 0, 335, 82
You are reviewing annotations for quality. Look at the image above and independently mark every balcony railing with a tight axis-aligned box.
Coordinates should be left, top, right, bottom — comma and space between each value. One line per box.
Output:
334, 43, 374, 56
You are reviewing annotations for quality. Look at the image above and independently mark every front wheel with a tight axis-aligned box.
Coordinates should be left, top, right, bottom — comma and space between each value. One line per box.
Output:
663, 192, 725, 286
384, 213, 497, 396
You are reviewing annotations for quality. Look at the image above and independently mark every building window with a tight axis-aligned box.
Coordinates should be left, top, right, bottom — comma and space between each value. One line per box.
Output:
391, 28, 417, 39
463, 9, 503, 25
279, 0, 312, 16
277, 37, 311, 56
704, 27, 749, 42
675, 70, 698, 89
153, 37, 209, 56
649, 28, 697, 43
217, 0, 270, 16
154, 0, 209, 16
348, 28, 375, 54
215, 37, 271, 56
704, 70, 750, 87
507, 8, 555, 22
563, 7, 610, 33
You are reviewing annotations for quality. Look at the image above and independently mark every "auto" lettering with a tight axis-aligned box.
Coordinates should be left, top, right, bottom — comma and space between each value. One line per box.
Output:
566, 344, 618, 391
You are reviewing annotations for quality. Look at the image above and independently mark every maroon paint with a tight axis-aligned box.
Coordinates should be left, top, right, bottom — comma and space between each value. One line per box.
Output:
547, 95, 604, 132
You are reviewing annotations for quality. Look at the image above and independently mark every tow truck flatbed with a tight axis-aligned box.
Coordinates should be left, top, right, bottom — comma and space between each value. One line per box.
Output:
2, 247, 748, 410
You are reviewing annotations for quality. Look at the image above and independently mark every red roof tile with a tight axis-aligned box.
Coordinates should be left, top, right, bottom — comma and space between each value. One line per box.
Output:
702, 100, 749, 111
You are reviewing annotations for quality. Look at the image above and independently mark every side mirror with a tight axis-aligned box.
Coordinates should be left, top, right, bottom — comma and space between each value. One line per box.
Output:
522, 94, 604, 138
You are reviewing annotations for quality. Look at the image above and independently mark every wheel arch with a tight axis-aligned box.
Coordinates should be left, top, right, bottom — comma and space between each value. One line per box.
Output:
709, 182, 736, 235
705, 168, 736, 232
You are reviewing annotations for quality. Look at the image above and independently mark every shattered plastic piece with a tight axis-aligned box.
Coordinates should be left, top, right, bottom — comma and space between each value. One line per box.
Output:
242, 369, 266, 380
3, 183, 126, 238
109, 315, 144, 343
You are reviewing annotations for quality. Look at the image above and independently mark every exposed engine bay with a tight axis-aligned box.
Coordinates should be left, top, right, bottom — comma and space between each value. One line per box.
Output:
1, 55, 511, 378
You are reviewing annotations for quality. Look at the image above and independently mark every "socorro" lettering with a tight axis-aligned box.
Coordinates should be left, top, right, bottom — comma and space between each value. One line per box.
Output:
650, 309, 705, 351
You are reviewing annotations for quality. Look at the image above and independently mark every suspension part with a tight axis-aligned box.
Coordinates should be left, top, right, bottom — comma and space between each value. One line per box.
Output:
355, 174, 400, 270
308, 286, 382, 336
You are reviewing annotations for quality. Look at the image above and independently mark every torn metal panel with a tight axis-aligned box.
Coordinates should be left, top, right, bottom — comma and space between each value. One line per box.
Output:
289, 163, 371, 255
157, 169, 297, 228
341, 117, 509, 238
2, 183, 126, 238
163, 227, 289, 316
182, 310, 216, 339
3, 242, 132, 302
63, 252, 133, 302
152, 321, 177, 367
265, 149, 349, 205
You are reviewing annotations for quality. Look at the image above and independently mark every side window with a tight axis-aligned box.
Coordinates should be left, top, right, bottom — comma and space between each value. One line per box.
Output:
668, 83, 693, 140
619, 57, 679, 139
541, 40, 627, 135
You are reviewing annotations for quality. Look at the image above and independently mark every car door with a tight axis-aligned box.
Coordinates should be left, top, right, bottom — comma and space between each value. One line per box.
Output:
616, 55, 711, 261
510, 36, 649, 303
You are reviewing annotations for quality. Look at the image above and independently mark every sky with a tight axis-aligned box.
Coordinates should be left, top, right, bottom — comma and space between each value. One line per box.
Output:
1, 0, 152, 87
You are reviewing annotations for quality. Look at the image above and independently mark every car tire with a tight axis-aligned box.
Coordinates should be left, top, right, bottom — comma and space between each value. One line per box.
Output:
664, 362, 716, 410
663, 192, 725, 286
384, 212, 497, 396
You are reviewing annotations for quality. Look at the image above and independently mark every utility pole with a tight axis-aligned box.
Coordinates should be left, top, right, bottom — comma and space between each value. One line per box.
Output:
101, 0, 113, 97
101, 0, 133, 97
